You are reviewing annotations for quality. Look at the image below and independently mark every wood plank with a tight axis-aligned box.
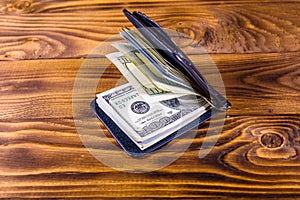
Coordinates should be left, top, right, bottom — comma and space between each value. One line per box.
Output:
0, 52, 299, 121
0, 115, 299, 198
0, 1, 299, 60
0, 53, 299, 198
1, 0, 299, 198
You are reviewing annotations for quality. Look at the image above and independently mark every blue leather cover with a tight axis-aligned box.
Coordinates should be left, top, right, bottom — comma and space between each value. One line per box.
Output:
91, 99, 215, 157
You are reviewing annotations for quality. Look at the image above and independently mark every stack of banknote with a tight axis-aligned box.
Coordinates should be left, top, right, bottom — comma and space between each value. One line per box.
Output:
92, 9, 230, 157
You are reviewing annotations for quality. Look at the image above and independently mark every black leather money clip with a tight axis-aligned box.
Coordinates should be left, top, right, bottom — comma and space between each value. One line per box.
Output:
90, 9, 231, 157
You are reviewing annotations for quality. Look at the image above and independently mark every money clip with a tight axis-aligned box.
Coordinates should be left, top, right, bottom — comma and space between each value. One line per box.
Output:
90, 9, 231, 157
123, 9, 231, 111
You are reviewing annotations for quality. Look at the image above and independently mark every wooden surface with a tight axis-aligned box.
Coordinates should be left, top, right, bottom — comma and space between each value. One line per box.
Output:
0, 0, 300, 199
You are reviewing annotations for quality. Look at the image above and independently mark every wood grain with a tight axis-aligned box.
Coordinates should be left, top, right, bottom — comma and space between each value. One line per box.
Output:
0, 0, 300, 198
0, 52, 299, 121
0, 0, 299, 60
0, 115, 299, 198
0, 52, 299, 198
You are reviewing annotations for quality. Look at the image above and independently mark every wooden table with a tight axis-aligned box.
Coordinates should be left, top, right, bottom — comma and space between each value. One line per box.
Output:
0, 0, 299, 199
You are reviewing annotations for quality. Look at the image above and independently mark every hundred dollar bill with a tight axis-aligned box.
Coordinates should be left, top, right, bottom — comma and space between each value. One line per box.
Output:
112, 42, 193, 90
106, 52, 168, 96
96, 83, 209, 150
120, 27, 188, 86
106, 51, 197, 102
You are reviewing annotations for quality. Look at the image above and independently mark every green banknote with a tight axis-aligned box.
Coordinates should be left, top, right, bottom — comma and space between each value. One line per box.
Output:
96, 83, 208, 150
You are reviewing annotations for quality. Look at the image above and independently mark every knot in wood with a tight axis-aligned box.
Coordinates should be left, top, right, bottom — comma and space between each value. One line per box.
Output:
260, 133, 284, 148
13, 0, 31, 11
